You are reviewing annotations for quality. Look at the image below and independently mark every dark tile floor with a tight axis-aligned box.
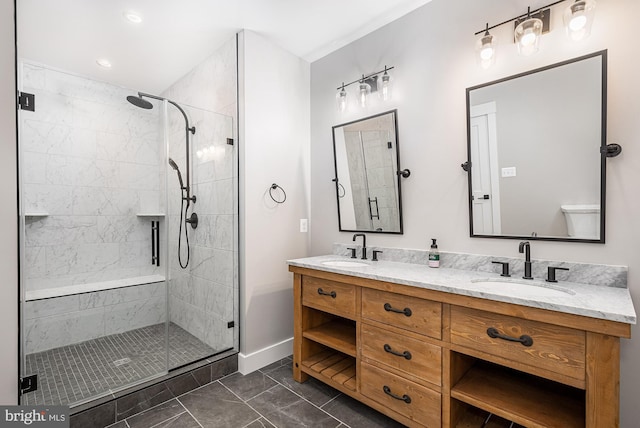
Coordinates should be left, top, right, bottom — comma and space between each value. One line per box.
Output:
24, 323, 216, 406
105, 356, 407, 428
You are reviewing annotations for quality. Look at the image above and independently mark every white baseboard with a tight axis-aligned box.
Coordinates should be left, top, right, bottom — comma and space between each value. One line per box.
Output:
238, 337, 293, 374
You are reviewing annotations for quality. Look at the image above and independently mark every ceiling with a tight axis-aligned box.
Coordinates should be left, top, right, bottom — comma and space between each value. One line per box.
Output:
17, 0, 433, 94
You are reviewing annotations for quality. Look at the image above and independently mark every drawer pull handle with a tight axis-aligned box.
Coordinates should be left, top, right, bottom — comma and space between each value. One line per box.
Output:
486, 327, 534, 347
317, 288, 337, 298
383, 303, 412, 317
383, 344, 412, 360
383, 385, 412, 404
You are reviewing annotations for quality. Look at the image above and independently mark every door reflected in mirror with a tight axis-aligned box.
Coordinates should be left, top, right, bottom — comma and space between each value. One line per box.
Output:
466, 51, 606, 243
332, 110, 403, 234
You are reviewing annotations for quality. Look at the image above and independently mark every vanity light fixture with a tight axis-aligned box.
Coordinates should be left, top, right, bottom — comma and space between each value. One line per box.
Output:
564, 0, 596, 41
335, 65, 395, 111
474, 0, 595, 66
476, 23, 497, 69
515, 7, 543, 56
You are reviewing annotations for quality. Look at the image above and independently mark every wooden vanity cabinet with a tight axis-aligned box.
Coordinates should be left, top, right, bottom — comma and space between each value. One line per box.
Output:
290, 266, 631, 428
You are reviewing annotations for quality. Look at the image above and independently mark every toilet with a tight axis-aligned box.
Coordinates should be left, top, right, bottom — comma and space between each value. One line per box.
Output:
561, 204, 600, 239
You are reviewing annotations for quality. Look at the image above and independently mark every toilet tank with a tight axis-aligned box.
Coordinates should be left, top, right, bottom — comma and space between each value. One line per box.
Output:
561, 204, 600, 239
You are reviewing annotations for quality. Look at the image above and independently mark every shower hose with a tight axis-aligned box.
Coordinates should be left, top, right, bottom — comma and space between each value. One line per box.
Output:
177, 196, 190, 269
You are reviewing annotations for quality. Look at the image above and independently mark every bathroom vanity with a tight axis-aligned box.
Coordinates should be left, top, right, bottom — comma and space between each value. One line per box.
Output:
288, 253, 635, 427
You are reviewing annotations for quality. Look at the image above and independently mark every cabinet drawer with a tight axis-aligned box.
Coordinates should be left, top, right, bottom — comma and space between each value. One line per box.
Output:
361, 362, 441, 427
362, 288, 442, 339
362, 323, 441, 387
302, 276, 356, 318
451, 306, 586, 380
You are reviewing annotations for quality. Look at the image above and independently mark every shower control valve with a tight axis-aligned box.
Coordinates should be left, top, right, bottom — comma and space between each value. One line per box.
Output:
185, 212, 199, 229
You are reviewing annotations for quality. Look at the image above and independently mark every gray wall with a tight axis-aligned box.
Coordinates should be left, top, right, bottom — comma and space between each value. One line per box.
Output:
0, 0, 18, 404
310, 0, 640, 425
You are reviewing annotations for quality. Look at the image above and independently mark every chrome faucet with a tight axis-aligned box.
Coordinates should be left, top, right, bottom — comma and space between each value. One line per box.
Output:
518, 241, 533, 280
352, 233, 367, 260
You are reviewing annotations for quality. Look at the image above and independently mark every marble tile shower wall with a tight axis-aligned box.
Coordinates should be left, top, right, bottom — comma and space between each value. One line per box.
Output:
161, 37, 237, 353
24, 282, 165, 353
20, 62, 164, 292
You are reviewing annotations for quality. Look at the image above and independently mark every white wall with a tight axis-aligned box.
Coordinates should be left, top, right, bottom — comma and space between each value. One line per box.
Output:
0, 0, 18, 404
310, 0, 640, 425
238, 30, 310, 372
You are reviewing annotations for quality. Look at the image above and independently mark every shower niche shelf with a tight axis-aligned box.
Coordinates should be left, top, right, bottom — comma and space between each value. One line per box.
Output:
24, 212, 49, 218
136, 213, 166, 217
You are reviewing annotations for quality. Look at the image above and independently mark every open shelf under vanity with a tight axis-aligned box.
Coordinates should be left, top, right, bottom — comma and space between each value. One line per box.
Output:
450, 358, 585, 428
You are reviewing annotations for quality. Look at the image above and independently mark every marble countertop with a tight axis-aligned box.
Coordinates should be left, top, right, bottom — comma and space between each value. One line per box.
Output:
288, 255, 636, 324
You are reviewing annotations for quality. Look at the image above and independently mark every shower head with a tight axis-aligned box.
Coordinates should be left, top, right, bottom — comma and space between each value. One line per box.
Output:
168, 158, 185, 189
126, 95, 153, 109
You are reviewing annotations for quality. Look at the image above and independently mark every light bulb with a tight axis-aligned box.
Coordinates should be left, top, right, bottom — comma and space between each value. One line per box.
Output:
480, 46, 494, 61
570, 15, 587, 31
521, 30, 537, 47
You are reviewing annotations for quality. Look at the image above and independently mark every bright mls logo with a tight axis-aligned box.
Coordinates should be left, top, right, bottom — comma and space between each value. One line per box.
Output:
1, 406, 68, 427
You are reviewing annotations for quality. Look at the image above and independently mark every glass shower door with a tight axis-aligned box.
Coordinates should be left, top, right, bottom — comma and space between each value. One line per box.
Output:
17, 61, 171, 407
165, 103, 236, 369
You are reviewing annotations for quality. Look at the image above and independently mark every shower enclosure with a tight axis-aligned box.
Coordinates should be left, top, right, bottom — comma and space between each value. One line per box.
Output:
17, 60, 238, 407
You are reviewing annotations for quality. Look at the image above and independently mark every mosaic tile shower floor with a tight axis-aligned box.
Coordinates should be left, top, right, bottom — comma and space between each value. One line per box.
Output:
23, 323, 216, 406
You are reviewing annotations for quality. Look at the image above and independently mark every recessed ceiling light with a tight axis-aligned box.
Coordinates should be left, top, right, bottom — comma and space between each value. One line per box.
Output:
96, 58, 112, 69
124, 11, 142, 24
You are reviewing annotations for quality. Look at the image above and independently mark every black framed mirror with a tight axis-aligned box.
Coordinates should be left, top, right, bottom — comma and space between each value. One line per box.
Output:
465, 50, 607, 243
332, 110, 404, 234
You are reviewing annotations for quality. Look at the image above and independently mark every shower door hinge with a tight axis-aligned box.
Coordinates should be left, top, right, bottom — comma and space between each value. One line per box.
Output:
20, 374, 38, 395
227, 321, 235, 328
18, 92, 35, 111
226, 138, 234, 146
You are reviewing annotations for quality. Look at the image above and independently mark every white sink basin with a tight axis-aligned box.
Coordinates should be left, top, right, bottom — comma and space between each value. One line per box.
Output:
322, 260, 369, 267
469, 279, 575, 297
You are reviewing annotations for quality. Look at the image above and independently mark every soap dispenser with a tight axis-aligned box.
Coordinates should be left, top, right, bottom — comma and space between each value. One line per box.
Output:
429, 239, 440, 268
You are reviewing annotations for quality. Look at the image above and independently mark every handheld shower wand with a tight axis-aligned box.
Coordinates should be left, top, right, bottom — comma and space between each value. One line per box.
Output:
168, 158, 184, 190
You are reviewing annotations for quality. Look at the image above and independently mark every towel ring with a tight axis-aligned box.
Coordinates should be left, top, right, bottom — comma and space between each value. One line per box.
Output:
269, 183, 286, 204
